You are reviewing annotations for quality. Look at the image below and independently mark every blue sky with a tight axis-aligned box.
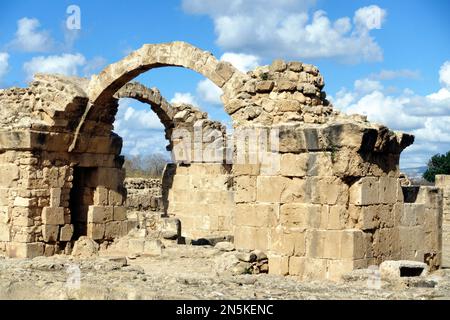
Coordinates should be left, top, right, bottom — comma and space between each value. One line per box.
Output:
0, 0, 449, 168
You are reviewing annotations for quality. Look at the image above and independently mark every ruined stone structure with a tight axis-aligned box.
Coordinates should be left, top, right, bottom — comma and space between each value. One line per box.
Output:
0, 41, 448, 280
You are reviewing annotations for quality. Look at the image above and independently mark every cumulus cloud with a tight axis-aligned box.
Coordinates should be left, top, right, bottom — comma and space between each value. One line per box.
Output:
220, 52, 261, 72
0, 53, 9, 81
196, 52, 260, 106
170, 92, 199, 106
197, 79, 222, 105
440, 61, 450, 88
114, 99, 167, 156
23, 53, 86, 81
331, 61, 450, 168
9, 17, 53, 52
183, 0, 385, 62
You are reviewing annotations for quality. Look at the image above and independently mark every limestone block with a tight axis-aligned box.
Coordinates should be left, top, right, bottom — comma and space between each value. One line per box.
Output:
234, 204, 278, 228
341, 229, 366, 260
113, 206, 127, 221
0, 223, 10, 241
42, 224, 59, 242
352, 205, 379, 230
327, 205, 347, 230
288, 61, 303, 72
60, 224, 74, 242
317, 177, 348, 205
234, 176, 256, 203
87, 206, 114, 223
257, 176, 290, 203
42, 207, 64, 225
50, 188, 62, 207
256, 80, 274, 92
0, 207, 10, 224
93, 186, 109, 206
0, 188, 9, 206
373, 228, 400, 261
232, 163, 260, 176
288, 256, 304, 276
13, 197, 32, 207
306, 229, 326, 258
398, 225, 424, 258
349, 177, 380, 205
0, 164, 19, 187
280, 203, 320, 228
401, 203, 425, 227
11, 207, 34, 227
268, 255, 289, 276
280, 153, 308, 177
109, 190, 124, 206
278, 100, 301, 112
87, 223, 105, 240
6, 242, 44, 258
300, 257, 328, 280
280, 178, 310, 203
104, 221, 127, 239
271, 230, 306, 256
435, 175, 450, 188
234, 226, 257, 250
379, 177, 398, 204
379, 260, 428, 279
307, 229, 366, 260
327, 259, 368, 281
270, 59, 287, 72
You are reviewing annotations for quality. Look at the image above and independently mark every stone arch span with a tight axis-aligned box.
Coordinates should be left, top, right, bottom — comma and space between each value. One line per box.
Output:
69, 41, 245, 152
115, 81, 224, 155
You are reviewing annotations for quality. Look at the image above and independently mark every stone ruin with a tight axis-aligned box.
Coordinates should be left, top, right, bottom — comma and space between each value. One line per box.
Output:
0, 41, 449, 281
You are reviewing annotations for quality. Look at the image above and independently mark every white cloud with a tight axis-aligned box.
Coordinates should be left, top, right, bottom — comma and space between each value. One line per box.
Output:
439, 61, 450, 88
23, 53, 86, 81
331, 61, 450, 168
220, 52, 261, 72
196, 52, 260, 106
114, 99, 167, 156
369, 69, 420, 81
183, 1, 385, 62
0, 53, 9, 80
353, 5, 386, 31
82, 56, 108, 76
197, 79, 222, 105
10, 17, 53, 52
354, 78, 383, 94
170, 92, 198, 106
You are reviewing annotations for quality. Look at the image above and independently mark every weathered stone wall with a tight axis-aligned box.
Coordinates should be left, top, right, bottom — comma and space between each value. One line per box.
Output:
163, 163, 234, 239
401, 185, 442, 269
1, 41, 444, 282
124, 177, 163, 232
436, 175, 450, 267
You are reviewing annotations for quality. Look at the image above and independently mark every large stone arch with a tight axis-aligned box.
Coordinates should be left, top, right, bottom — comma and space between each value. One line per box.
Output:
89, 42, 245, 105
69, 41, 245, 152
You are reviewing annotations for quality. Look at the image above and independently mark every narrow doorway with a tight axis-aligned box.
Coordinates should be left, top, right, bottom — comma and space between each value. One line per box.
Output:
69, 166, 95, 240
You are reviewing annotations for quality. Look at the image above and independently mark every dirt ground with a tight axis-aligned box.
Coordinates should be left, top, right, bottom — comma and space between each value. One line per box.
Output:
0, 242, 449, 300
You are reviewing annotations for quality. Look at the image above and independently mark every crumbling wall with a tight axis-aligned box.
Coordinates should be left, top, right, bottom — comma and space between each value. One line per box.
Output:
2, 42, 439, 283
401, 185, 442, 269
163, 163, 234, 239
436, 175, 450, 267
124, 177, 163, 232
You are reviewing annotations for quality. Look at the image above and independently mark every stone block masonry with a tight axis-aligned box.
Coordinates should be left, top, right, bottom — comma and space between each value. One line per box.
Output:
0, 41, 445, 282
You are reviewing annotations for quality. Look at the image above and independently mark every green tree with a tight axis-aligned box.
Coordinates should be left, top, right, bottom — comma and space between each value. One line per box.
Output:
423, 151, 450, 182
